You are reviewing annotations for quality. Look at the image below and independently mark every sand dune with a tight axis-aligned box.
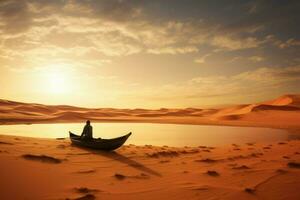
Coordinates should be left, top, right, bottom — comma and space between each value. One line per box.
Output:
213, 94, 300, 128
0, 94, 300, 129
0, 94, 299, 199
263, 94, 300, 106
251, 104, 300, 112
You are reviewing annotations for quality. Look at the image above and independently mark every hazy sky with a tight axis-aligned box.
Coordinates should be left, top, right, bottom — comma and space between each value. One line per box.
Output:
0, 0, 299, 108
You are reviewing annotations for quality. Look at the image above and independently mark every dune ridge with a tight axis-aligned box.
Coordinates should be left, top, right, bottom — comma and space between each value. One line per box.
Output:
0, 94, 300, 129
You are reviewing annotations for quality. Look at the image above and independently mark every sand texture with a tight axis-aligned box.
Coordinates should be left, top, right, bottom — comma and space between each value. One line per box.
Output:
0, 135, 300, 200
1, 94, 300, 199
0, 94, 300, 129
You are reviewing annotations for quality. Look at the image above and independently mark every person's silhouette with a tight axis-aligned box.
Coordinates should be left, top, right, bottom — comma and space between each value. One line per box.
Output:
80, 120, 93, 140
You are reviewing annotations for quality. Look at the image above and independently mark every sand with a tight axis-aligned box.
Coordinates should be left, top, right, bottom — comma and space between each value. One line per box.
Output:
0, 94, 300, 199
0, 94, 300, 129
0, 134, 299, 200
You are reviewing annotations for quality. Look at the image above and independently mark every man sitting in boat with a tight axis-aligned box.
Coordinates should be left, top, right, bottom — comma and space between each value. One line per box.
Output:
80, 120, 93, 140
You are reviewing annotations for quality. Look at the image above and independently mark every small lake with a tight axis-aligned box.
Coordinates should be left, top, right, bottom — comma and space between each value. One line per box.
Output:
0, 123, 295, 147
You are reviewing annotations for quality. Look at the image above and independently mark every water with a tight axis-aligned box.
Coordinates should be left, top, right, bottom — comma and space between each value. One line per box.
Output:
0, 123, 294, 147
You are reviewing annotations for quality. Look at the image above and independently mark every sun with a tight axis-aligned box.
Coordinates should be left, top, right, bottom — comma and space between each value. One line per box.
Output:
48, 72, 66, 93
41, 63, 73, 94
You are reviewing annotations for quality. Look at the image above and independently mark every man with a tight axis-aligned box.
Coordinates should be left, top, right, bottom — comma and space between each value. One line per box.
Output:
80, 120, 93, 140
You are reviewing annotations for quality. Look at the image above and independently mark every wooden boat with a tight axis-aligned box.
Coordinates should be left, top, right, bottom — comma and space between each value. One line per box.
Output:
69, 132, 132, 151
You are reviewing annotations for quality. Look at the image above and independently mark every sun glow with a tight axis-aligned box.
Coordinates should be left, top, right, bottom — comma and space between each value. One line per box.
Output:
40, 63, 73, 94
48, 72, 66, 93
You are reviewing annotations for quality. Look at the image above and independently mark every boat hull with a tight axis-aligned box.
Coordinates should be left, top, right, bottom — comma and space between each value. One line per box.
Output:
69, 132, 131, 151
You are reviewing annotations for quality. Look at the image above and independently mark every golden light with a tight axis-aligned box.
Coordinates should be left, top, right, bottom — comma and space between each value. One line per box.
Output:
39, 63, 73, 94
48, 72, 66, 93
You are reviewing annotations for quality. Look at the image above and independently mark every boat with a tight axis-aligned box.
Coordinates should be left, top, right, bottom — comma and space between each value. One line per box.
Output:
69, 131, 132, 151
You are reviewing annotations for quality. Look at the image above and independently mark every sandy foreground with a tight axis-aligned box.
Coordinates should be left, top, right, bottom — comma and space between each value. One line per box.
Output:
0, 134, 300, 200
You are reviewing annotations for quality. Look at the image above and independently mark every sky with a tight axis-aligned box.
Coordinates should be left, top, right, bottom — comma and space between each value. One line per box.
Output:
0, 0, 299, 108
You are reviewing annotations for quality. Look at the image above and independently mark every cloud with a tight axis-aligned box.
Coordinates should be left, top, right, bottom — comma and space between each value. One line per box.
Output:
2, 0, 298, 76
222, 1, 300, 37
148, 46, 198, 55
211, 36, 261, 50
0, 0, 299, 86
278, 38, 300, 49
249, 56, 264, 62
0, 0, 274, 60
0, 1, 34, 36
194, 53, 211, 64
234, 66, 300, 83
124, 65, 300, 107
265, 35, 300, 49
70, 0, 144, 22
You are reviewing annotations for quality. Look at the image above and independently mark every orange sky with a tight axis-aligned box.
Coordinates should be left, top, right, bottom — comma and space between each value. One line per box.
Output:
0, 1, 299, 108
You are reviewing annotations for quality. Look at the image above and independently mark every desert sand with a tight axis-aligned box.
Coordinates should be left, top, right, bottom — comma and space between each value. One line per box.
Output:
0, 94, 300, 199
0, 134, 300, 200
0, 94, 300, 129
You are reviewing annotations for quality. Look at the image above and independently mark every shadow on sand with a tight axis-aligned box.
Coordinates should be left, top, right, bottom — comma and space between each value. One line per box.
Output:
72, 145, 161, 177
